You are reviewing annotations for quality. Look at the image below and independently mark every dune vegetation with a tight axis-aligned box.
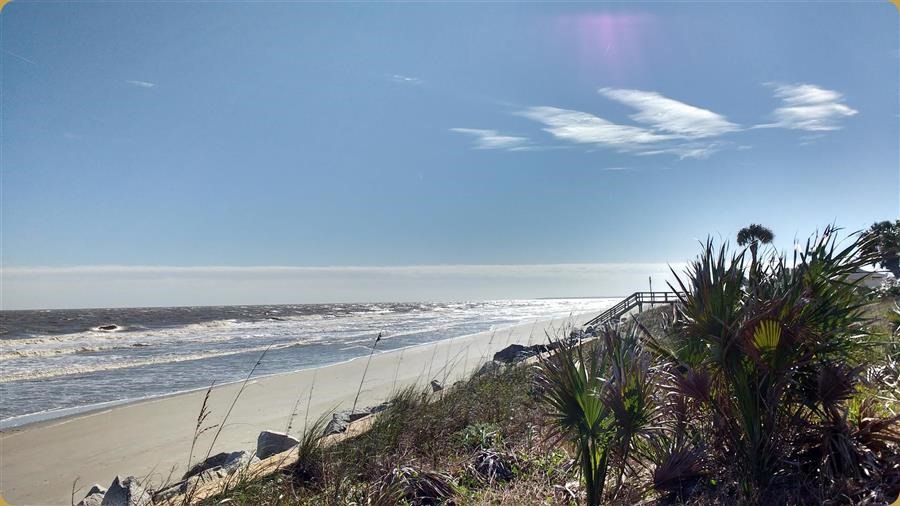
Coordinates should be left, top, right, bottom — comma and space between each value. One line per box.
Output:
191, 226, 898, 505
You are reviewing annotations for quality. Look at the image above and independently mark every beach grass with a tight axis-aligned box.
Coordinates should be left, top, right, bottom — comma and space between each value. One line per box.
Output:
189, 228, 900, 506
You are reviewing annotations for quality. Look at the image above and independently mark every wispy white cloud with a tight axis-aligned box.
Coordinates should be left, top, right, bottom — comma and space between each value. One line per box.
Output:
390, 74, 423, 85
513, 89, 739, 159
598, 88, 739, 137
635, 142, 726, 160
458, 83, 854, 160
126, 80, 157, 89
518, 106, 674, 147
599, 167, 635, 172
3, 49, 38, 66
517, 105, 725, 159
450, 128, 530, 151
759, 83, 857, 131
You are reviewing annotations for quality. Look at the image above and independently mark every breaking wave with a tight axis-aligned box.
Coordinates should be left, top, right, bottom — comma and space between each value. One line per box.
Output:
0, 298, 617, 422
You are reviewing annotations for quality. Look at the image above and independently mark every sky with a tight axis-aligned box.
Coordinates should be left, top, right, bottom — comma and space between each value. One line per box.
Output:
1, 1, 898, 309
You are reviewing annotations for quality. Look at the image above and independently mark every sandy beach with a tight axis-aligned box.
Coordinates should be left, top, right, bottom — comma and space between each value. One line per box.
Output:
0, 312, 590, 505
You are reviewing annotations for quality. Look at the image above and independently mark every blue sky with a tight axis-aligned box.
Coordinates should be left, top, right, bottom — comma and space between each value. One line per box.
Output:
2, 2, 898, 308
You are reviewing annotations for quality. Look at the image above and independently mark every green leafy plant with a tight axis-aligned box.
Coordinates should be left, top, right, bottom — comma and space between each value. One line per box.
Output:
863, 220, 900, 277
456, 422, 503, 451
537, 327, 660, 505
651, 227, 894, 498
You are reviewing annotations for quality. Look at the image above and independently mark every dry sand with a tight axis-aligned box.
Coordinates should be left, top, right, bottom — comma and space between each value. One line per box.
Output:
0, 312, 592, 505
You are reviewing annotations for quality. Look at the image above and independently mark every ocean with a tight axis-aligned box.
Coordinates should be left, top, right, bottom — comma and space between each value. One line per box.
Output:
0, 298, 615, 428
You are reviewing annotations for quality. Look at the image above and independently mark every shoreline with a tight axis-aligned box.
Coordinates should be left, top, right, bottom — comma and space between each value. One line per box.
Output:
0, 315, 562, 433
0, 343, 416, 433
0, 312, 594, 505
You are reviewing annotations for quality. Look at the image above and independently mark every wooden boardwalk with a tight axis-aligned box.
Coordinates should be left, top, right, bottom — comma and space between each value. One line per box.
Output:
584, 291, 681, 328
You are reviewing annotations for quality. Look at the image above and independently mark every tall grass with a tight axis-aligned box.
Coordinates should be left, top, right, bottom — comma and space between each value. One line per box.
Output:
351, 333, 381, 414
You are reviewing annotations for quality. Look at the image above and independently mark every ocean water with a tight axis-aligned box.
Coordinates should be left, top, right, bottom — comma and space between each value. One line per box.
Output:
0, 298, 615, 427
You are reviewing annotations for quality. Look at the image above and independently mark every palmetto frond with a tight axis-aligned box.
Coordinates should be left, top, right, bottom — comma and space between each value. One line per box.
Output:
537, 327, 665, 505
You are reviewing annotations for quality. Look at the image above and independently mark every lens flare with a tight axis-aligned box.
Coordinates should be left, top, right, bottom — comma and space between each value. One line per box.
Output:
556, 12, 656, 78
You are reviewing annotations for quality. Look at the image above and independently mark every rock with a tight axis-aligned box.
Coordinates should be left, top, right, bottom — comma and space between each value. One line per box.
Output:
78, 494, 104, 506
183, 450, 253, 480
323, 414, 350, 436
493, 341, 570, 364
256, 430, 300, 459
76, 485, 106, 506
529, 343, 552, 354
156, 452, 258, 502
323, 410, 370, 436
98, 324, 118, 331
100, 476, 151, 506
321, 403, 389, 436
430, 379, 444, 392
492, 344, 536, 363
223, 450, 259, 474
87, 484, 107, 496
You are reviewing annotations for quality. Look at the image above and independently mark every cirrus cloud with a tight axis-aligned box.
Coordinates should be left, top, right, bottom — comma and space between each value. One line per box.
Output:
450, 128, 531, 151
126, 80, 156, 89
452, 83, 856, 160
598, 87, 739, 137
759, 83, 858, 131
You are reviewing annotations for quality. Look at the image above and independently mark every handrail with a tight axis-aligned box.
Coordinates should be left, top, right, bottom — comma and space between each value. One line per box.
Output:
584, 291, 682, 328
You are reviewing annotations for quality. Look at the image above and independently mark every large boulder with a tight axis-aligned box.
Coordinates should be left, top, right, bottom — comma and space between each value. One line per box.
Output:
183, 450, 255, 480
76, 485, 106, 506
492, 344, 534, 363
154, 451, 257, 502
323, 410, 371, 436
492, 342, 569, 364
322, 403, 389, 436
256, 430, 300, 459
157, 467, 227, 499
100, 476, 151, 506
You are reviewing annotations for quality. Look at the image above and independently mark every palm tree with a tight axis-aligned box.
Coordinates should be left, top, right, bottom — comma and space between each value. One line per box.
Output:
863, 220, 900, 277
737, 224, 774, 275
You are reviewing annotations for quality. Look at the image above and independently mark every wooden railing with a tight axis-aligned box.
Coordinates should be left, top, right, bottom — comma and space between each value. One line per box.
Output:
584, 291, 682, 328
